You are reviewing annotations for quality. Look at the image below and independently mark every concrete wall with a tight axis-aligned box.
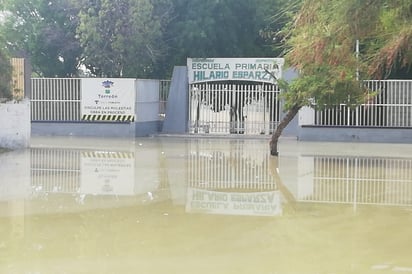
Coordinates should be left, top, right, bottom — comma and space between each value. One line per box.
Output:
135, 79, 162, 137
32, 122, 136, 138
0, 100, 30, 148
136, 79, 160, 122
162, 66, 189, 134
299, 125, 412, 143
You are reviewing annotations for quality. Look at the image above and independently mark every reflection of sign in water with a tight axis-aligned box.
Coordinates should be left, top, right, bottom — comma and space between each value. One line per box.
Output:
186, 188, 282, 216
80, 151, 135, 195
81, 78, 136, 122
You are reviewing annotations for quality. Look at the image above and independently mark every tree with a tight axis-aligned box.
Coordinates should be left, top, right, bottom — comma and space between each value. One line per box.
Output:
269, 0, 412, 156
0, 4, 13, 100
76, 0, 172, 78
158, 0, 285, 78
1, 0, 81, 77
366, 0, 412, 79
1, 0, 290, 79
0, 39, 12, 100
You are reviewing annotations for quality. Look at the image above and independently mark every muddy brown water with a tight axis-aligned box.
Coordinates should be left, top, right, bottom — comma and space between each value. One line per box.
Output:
1, 136, 412, 274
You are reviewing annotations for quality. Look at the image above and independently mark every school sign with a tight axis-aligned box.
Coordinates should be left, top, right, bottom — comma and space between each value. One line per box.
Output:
187, 57, 284, 84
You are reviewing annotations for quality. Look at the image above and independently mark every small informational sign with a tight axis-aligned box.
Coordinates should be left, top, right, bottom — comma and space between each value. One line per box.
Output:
81, 78, 136, 122
187, 58, 284, 84
186, 188, 282, 216
80, 151, 135, 196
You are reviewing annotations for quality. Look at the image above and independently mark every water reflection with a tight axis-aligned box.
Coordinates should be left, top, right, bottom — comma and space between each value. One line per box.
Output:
307, 156, 411, 206
187, 139, 281, 216
14, 138, 412, 214
278, 154, 412, 208
0, 137, 283, 217
1, 137, 412, 273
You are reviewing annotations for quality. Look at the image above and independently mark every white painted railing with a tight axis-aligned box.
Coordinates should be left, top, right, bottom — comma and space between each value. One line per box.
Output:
311, 80, 412, 127
31, 78, 81, 121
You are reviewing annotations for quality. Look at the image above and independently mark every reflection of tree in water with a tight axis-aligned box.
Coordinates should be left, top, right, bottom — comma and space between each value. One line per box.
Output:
269, 156, 296, 207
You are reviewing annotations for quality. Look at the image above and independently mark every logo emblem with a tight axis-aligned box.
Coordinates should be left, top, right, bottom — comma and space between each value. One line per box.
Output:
102, 80, 114, 88
102, 80, 114, 94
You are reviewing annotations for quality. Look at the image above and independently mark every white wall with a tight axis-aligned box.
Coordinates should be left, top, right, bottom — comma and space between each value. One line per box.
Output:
298, 106, 315, 126
0, 99, 30, 148
135, 79, 160, 122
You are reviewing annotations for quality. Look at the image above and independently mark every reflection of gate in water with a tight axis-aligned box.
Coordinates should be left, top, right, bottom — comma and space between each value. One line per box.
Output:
305, 156, 412, 206
189, 83, 280, 135
188, 140, 277, 190
31, 148, 81, 193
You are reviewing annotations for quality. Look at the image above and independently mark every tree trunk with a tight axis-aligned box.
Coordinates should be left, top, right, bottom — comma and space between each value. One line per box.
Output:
270, 104, 301, 156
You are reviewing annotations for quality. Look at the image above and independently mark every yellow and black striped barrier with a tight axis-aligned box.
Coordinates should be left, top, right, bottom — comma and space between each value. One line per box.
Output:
81, 114, 135, 122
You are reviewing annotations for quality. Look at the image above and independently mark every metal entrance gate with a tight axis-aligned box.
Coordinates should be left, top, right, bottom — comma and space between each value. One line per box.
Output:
189, 83, 281, 135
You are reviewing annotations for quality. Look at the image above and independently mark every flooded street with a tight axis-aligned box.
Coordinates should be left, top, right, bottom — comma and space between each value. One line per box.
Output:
1, 136, 412, 274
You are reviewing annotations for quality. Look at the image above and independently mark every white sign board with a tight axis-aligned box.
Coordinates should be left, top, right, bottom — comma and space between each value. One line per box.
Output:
81, 78, 136, 122
187, 58, 284, 84
186, 188, 282, 216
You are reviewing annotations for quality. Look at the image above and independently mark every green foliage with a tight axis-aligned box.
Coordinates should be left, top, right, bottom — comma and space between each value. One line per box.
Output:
77, 0, 172, 78
1, 0, 289, 78
1, 0, 81, 77
278, 0, 412, 112
367, 0, 412, 78
158, 0, 283, 77
76, 0, 285, 78
282, 69, 367, 111
0, 41, 12, 100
